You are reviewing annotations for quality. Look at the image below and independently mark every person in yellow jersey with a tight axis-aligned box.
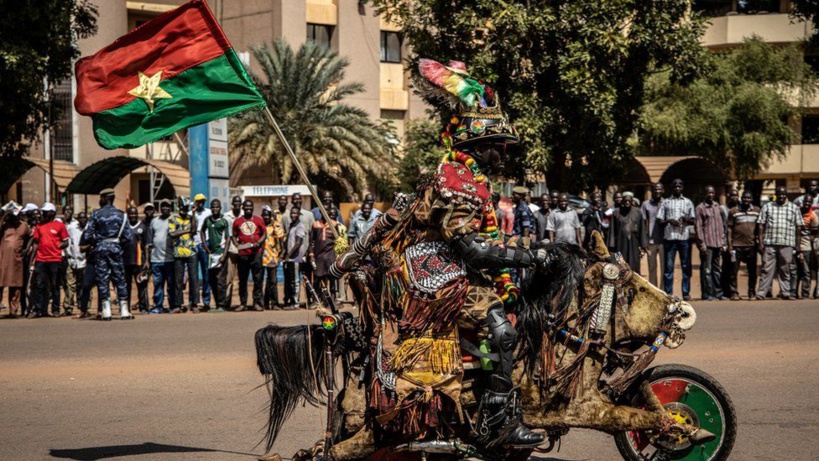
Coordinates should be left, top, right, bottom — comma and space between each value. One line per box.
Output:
168, 198, 198, 313
261, 205, 285, 310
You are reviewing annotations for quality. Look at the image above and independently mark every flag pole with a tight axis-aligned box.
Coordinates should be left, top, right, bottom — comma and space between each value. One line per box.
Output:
263, 106, 339, 238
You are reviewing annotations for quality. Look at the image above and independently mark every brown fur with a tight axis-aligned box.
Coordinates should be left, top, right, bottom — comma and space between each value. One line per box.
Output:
330, 426, 376, 461
519, 233, 679, 433
341, 371, 367, 433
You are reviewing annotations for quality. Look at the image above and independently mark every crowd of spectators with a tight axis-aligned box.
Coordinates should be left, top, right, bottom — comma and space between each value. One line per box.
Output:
506, 179, 819, 300
1, 179, 817, 319
0, 190, 369, 318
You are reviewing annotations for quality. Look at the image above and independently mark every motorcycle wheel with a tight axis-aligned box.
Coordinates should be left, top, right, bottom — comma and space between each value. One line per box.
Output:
613, 364, 736, 461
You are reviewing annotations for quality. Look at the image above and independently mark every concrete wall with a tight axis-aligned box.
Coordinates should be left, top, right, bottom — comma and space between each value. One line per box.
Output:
702, 13, 811, 48
338, 1, 381, 120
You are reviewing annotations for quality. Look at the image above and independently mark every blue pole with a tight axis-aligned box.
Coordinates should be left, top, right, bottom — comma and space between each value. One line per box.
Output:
188, 124, 209, 199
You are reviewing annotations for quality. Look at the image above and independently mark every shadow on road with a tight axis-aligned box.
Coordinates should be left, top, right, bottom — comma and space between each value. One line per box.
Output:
49, 442, 257, 460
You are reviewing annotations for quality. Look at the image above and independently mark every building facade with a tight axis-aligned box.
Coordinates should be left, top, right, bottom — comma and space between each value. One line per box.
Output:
11, 1, 818, 209
696, 0, 818, 192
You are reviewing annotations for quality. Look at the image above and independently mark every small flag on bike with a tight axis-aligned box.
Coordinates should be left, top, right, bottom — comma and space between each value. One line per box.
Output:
73, 0, 265, 149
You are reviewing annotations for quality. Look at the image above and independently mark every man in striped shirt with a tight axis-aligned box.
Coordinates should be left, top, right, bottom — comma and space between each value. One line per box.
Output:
755, 186, 803, 300
657, 179, 696, 300
695, 185, 726, 300
726, 191, 759, 300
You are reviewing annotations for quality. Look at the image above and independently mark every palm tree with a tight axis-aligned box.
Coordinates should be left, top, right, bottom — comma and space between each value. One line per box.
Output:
229, 38, 397, 201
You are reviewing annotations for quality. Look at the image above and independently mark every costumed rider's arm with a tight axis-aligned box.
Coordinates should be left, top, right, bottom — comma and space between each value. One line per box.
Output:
450, 232, 538, 269
436, 200, 544, 269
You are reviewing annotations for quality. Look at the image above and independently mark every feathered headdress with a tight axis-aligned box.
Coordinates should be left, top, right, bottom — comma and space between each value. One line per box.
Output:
416, 59, 494, 110
415, 58, 517, 148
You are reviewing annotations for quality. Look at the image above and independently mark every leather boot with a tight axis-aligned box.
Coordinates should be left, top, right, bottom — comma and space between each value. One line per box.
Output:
119, 300, 133, 320
101, 300, 112, 321
475, 376, 544, 448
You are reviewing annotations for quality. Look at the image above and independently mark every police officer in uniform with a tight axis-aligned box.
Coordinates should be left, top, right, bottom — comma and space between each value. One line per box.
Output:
84, 188, 132, 320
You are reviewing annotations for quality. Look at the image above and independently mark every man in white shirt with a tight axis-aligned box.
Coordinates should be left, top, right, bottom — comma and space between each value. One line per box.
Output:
192, 193, 213, 309
64, 211, 87, 315
56, 205, 76, 315
350, 193, 382, 225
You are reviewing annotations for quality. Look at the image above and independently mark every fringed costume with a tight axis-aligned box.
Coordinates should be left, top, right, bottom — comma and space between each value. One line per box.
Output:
354, 59, 546, 448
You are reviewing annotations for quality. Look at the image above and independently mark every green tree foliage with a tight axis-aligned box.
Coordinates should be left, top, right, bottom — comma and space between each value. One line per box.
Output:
370, 0, 708, 192
791, 0, 819, 46
638, 37, 816, 180
229, 39, 397, 201
0, 0, 97, 157
397, 118, 446, 191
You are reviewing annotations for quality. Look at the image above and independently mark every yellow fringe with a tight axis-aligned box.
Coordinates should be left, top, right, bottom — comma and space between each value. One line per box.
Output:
388, 337, 459, 376
333, 238, 350, 256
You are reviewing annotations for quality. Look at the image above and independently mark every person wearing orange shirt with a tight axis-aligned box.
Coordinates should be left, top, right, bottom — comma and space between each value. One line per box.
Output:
793, 200, 819, 298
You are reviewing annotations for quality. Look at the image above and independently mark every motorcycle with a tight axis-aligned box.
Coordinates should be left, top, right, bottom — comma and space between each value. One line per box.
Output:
254, 232, 736, 461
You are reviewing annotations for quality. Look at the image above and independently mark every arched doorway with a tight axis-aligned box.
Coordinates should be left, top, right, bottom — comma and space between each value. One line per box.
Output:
66, 156, 191, 205
621, 156, 727, 202
0, 157, 80, 203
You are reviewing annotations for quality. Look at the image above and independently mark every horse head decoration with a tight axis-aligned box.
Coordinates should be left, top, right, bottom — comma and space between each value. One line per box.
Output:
516, 231, 702, 440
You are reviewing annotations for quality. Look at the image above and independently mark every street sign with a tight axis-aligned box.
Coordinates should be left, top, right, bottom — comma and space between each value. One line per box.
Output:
208, 139, 229, 178
241, 185, 314, 197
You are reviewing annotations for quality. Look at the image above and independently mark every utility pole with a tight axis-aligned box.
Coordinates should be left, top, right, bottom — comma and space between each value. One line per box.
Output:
44, 77, 53, 203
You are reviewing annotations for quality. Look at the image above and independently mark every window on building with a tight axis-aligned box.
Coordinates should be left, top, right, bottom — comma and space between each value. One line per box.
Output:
804, 54, 819, 74
52, 80, 73, 162
801, 115, 819, 144
307, 23, 333, 49
380, 110, 405, 146
128, 13, 155, 31
736, 0, 781, 14
380, 31, 402, 63
691, 1, 733, 17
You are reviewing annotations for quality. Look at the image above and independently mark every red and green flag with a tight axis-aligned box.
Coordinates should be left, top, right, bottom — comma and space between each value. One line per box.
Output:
74, 0, 265, 149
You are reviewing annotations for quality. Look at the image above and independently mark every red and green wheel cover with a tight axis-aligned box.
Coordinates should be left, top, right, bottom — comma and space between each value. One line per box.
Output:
626, 378, 725, 460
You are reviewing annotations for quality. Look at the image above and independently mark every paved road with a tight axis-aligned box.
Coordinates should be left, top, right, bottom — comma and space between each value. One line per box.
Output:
1, 299, 817, 460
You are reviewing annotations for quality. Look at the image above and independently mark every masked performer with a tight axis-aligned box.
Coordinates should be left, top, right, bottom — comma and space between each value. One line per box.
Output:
360, 59, 547, 448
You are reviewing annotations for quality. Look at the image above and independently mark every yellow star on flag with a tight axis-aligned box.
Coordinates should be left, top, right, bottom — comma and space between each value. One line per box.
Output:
128, 71, 172, 113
